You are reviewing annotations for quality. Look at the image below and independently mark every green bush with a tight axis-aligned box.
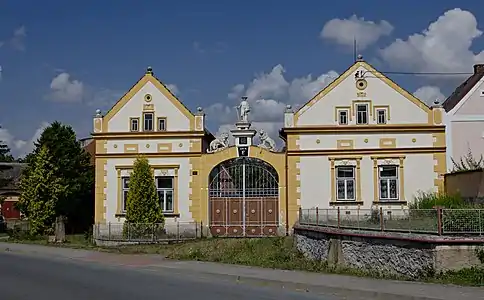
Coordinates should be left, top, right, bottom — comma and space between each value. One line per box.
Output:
411, 191, 465, 209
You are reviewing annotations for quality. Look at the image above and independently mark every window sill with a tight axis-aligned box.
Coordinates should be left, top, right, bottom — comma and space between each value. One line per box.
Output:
330, 201, 364, 206
372, 201, 407, 205
114, 213, 180, 218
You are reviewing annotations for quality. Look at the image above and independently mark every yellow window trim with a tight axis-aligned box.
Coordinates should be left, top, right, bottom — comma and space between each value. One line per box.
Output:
329, 157, 362, 203
157, 117, 167, 131
129, 117, 140, 132
372, 156, 405, 203
115, 164, 180, 215
142, 111, 155, 132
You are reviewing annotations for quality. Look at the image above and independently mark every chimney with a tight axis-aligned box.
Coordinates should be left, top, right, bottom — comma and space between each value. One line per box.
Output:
473, 64, 484, 74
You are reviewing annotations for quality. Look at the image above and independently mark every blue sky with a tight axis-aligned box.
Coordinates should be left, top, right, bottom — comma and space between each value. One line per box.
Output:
1, 0, 484, 157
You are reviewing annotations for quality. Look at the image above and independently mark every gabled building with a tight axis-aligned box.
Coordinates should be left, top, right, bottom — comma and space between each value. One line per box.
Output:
281, 56, 446, 212
93, 60, 446, 237
442, 64, 484, 171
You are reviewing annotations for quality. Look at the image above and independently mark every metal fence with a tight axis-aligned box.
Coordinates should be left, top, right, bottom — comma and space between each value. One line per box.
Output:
93, 221, 203, 242
299, 207, 484, 236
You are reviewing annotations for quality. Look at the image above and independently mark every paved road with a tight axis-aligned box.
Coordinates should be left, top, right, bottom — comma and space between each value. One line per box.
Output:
0, 243, 482, 300
0, 251, 327, 300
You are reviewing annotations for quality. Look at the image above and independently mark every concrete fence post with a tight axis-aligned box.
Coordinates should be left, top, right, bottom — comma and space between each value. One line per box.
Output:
379, 207, 384, 231
316, 207, 319, 225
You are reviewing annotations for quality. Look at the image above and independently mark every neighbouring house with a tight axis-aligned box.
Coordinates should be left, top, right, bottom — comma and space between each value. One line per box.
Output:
0, 162, 26, 220
280, 56, 446, 213
442, 64, 484, 172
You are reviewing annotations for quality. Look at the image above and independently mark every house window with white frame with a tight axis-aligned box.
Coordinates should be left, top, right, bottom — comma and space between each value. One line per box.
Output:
376, 109, 387, 124
143, 112, 154, 131
379, 165, 399, 201
338, 110, 348, 125
130, 118, 139, 132
155, 176, 174, 213
356, 104, 368, 124
121, 176, 130, 212
336, 166, 355, 201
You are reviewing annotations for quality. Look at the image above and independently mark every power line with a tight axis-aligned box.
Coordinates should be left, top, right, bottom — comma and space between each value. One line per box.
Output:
380, 71, 473, 76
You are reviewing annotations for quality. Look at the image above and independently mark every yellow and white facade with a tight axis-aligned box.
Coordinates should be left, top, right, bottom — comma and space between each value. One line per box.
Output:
93, 59, 446, 235
92, 67, 214, 227
280, 58, 446, 211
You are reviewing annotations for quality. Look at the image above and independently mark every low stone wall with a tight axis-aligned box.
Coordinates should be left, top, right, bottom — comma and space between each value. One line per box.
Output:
294, 225, 483, 279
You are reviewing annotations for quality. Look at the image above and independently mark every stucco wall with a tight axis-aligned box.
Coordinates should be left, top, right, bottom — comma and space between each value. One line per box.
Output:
294, 226, 483, 279
450, 121, 484, 164
104, 157, 192, 223
299, 153, 435, 209
108, 81, 190, 132
296, 64, 429, 126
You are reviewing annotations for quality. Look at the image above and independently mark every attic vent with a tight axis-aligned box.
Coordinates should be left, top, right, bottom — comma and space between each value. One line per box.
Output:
480, 90, 484, 97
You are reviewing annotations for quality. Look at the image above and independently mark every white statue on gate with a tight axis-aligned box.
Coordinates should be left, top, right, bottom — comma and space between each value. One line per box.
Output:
207, 132, 230, 153
236, 97, 250, 123
258, 129, 276, 152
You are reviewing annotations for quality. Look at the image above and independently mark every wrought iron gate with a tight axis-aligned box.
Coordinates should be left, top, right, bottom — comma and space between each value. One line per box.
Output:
208, 157, 279, 237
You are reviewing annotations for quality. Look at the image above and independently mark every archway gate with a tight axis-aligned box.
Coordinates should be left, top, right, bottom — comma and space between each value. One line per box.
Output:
208, 157, 279, 237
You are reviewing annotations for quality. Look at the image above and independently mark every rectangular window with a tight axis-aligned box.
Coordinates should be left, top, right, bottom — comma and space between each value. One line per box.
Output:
130, 118, 139, 132
356, 104, 368, 124
157, 117, 167, 131
376, 109, 387, 124
155, 176, 174, 213
143, 112, 154, 131
338, 110, 348, 125
121, 176, 130, 212
336, 166, 355, 201
379, 165, 399, 200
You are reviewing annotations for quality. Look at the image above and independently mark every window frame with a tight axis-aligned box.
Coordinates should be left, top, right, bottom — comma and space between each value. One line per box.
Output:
143, 112, 154, 132
335, 166, 356, 201
157, 117, 167, 131
129, 117, 140, 132
356, 104, 369, 125
338, 109, 349, 125
378, 165, 399, 201
155, 176, 175, 213
121, 176, 130, 212
376, 109, 387, 125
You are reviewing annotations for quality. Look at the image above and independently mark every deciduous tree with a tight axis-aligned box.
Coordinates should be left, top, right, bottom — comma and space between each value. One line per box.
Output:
0, 126, 14, 162
18, 146, 67, 235
23, 121, 94, 233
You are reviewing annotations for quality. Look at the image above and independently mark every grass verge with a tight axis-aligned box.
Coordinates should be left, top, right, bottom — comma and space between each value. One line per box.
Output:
4, 234, 484, 287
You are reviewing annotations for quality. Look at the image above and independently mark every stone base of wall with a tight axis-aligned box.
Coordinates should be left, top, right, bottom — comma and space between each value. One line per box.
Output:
295, 226, 483, 279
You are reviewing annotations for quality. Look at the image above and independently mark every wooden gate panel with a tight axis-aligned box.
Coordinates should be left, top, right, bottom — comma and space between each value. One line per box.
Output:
227, 199, 243, 237
245, 198, 261, 225
209, 198, 227, 237
262, 197, 278, 224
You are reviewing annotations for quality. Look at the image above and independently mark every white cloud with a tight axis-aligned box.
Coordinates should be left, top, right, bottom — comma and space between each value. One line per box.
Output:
206, 64, 338, 141
413, 86, 445, 105
380, 8, 484, 76
0, 65, 2, 81
321, 15, 393, 50
166, 83, 179, 95
10, 26, 26, 51
47, 72, 84, 102
0, 26, 26, 51
0, 122, 48, 158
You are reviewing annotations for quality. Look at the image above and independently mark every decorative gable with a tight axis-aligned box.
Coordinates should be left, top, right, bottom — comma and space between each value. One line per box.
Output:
294, 58, 432, 126
100, 67, 196, 133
